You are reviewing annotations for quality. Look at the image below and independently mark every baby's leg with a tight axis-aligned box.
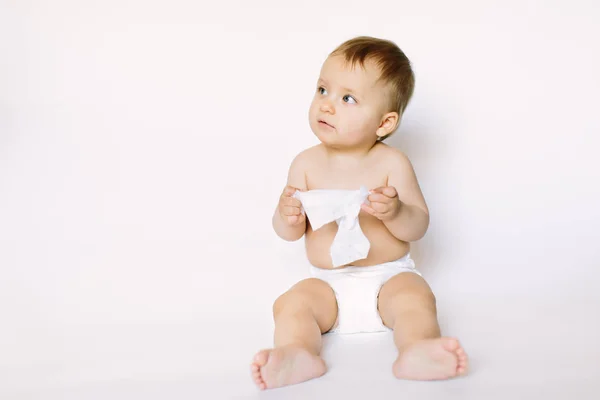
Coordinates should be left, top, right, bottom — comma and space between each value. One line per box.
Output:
377, 272, 469, 380
250, 278, 337, 390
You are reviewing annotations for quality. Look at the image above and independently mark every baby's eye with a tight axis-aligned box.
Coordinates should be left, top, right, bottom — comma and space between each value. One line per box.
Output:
318, 86, 327, 95
343, 95, 357, 104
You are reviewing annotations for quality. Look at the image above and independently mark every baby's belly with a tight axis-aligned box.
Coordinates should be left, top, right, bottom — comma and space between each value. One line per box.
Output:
304, 212, 410, 269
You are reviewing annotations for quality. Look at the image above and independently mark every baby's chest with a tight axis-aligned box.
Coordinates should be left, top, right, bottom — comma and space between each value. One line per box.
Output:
306, 166, 388, 191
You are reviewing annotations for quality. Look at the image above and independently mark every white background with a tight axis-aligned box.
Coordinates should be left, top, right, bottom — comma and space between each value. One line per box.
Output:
1, 0, 599, 399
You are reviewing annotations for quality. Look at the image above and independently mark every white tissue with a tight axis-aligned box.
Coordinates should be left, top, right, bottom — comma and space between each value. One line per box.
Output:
293, 186, 371, 267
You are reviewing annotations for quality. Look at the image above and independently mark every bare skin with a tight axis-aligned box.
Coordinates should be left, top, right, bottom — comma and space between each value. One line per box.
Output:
251, 53, 469, 389
251, 278, 336, 390
378, 271, 469, 380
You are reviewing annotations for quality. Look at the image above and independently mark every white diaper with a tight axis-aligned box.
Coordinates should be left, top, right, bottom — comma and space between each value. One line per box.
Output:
309, 253, 421, 335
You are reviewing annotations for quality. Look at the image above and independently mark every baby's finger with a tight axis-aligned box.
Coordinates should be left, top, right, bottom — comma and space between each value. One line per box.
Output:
282, 205, 301, 216
371, 186, 397, 198
361, 204, 380, 217
282, 196, 302, 207
369, 201, 388, 213
286, 214, 304, 225
368, 193, 390, 204
282, 186, 298, 197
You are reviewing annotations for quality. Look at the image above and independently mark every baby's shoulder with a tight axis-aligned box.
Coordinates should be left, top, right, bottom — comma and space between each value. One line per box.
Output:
372, 142, 411, 166
289, 144, 325, 168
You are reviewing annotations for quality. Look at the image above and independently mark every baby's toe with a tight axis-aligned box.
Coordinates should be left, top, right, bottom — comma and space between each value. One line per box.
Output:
457, 354, 469, 375
253, 372, 265, 388
456, 348, 468, 363
441, 338, 460, 353
253, 350, 270, 367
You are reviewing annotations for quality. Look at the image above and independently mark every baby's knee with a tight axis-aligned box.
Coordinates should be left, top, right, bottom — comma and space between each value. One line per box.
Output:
273, 288, 308, 317
387, 289, 437, 313
272, 279, 323, 317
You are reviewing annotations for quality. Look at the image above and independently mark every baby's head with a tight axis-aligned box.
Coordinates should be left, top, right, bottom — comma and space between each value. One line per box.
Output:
309, 36, 415, 147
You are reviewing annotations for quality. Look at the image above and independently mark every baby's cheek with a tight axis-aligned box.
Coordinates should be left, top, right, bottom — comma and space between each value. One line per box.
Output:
346, 119, 371, 138
353, 112, 374, 131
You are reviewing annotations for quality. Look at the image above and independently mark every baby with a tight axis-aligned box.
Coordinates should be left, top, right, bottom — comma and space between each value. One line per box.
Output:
250, 36, 469, 390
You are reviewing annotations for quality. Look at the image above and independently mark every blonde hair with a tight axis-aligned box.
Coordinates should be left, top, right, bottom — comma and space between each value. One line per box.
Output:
330, 36, 415, 140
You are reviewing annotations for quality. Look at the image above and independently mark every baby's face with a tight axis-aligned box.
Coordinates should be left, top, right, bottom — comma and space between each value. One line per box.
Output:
309, 55, 391, 147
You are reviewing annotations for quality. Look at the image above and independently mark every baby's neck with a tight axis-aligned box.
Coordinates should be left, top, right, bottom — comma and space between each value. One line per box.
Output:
322, 142, 379, 165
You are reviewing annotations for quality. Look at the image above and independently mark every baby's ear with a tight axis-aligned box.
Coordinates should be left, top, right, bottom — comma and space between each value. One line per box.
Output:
377, 111, 400, 138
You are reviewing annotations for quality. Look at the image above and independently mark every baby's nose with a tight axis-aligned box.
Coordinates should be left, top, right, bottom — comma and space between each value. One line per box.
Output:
320, 100, 335, 114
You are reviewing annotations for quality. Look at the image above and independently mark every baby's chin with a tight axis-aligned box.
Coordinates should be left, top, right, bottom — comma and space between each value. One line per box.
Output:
313, 135, 352, 151
311, 129, 338, 146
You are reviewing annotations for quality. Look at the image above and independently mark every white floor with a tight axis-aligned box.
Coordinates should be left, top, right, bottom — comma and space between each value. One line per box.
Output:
4, 290, 599, 400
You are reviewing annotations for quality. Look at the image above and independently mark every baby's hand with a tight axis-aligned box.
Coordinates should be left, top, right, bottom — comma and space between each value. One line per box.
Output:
279, 186, 306, 226
361, 186, 401, 221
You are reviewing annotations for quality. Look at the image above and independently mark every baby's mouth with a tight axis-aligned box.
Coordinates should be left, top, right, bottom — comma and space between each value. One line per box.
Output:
318, 120, 335, 129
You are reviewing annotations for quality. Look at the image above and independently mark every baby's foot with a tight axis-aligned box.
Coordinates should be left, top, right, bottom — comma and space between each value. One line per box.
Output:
250, 345, 326, 390
393, 337, 468, 380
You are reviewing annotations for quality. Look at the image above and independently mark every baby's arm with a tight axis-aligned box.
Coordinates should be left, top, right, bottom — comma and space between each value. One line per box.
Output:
272, 152, 309, 241
380, 150, 430, 242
